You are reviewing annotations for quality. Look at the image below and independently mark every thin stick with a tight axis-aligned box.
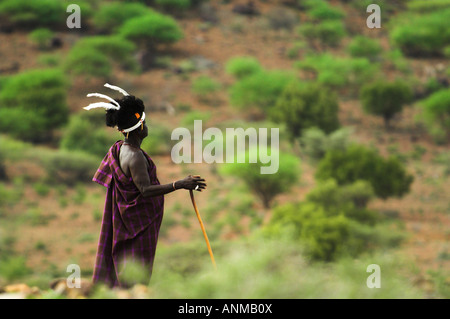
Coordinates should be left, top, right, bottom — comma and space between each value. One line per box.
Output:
189, 189, 217, 270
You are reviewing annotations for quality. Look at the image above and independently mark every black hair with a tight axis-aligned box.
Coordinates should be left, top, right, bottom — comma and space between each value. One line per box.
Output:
105, 95, 145, 131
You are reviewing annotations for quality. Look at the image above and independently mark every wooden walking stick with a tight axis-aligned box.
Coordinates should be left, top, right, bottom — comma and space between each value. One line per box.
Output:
189, 189, 217, 270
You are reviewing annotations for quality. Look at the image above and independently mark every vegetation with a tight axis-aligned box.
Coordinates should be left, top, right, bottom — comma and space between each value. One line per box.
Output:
360, 80, 413, 128
419, 89, 450, 144
315, 144, 414, 200
270, 81, 340, 138
0, 69, 68, 142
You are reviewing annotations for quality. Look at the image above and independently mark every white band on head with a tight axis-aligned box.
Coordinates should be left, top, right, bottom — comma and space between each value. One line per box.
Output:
120, 112, 146, 133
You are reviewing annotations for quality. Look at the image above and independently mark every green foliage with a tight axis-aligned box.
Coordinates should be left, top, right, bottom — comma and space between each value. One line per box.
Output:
225, 56, 263, 79
391, 9, 450, 57
229, 70, 294, 114
347, 36, 383, 61
0, 0, 65, 29
296, 54, 379, 93
141, 124, 174, 156
407, 0, 450, 13
306, 0, 345, 21
0, 256, 31, 281
60, 111, 119, 158
155, 0, 191, 12
119, 12, 184, 47
219, 148, 300, 208
40, 149, 100, 186
315, 144, 414, 199
64, 36, 139, 78
270, 82, 340, 138
298, 20, 346, 47
419, 89, 450, 144
191, 75, 221, 103
360, 80, 413, 127
28, 28, 54, 50
0, 68, 68, 142
299, 127, 353, 161
92, 2, 154, 33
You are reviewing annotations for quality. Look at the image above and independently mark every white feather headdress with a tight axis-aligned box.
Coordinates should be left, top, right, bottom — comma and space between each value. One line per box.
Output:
83, 83, 130, 111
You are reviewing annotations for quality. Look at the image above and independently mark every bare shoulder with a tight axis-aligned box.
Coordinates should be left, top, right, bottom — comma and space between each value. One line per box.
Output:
120, 147, 148, 176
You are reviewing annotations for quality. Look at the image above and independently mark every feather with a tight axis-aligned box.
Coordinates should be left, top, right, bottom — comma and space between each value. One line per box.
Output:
104, 83, 130, 96
83, 102, 120, 111
86, 93, 120, 108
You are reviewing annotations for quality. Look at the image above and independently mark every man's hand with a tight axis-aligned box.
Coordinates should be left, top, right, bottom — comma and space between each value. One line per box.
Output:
178, 175, 207, 191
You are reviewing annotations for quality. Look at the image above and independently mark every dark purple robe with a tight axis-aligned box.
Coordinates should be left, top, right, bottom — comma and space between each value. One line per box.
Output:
92, 140, 164, 288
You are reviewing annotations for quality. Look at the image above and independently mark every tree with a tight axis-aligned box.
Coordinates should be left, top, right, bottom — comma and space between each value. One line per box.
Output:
360, 80, 412, 128
315, 144, 414, 199
0, 69, 68, 142
219, 148, 300, 208
270, 81, 340, 138
419, 89, 450, 144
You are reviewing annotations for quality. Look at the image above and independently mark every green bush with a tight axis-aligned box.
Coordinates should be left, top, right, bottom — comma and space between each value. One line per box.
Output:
219, 148, 301, 208
92, 2, 154, 33
270, 82, 340, 138
0, 0, 92, 29
391, 9, 450, 57
0, 0, 65, 29
155, 0, 191, 12
299, 127, 353, 161
407, 0, 450, 12
141, 124, 174, 156
0, 68, 68, 142
28, 28, 54, 50
60, 111, 119, 158
0, 256, 31, 281
64, 36, 139, 78
315, 144, 414, 199
229, 70, 294, 114
298, 20, 346, 47
419, 89, 450, 144
40, 149, 100, 185
306, 0, 345, 21
119, 12, 184, 48
347, 36, 383, 61
225, 56, 263, 79
296, 54, 379, 93
191, 75, 221, 103
360, 79, 413, 128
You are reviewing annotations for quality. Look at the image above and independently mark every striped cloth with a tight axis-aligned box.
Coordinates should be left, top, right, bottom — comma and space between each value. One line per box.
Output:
92, 140, 164, 288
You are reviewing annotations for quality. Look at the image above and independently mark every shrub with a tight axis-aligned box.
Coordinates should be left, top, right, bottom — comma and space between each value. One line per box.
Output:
315, 144, 414, 199
119, 12, 184, 48
191, 75, 221, 103
270, 82, 340, 138
141, 124, 174, 156
28, 28, 54, 50
0, 256, 31, 281
391, 9, 450, 57
299, 127, 353, 161
296, 54, 379, 93
225, 56, 262, 79
298, 20, 346, 48
419, 89, 450, 144
407, 0, 450, 13
64, 36, 139, 78
0, 0, 92, 29
40, 149, 100, 185
0, 0, 65, 29
347, 36, 383, 61
92, 2, 154, 33
229, 70, 294, 114
155, 0, 192, 13
60, 111, 119, 158
219, 148, 300, 208
306, 1, 345, 21
360, 80, 413, 128
0, 69, 68, 142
